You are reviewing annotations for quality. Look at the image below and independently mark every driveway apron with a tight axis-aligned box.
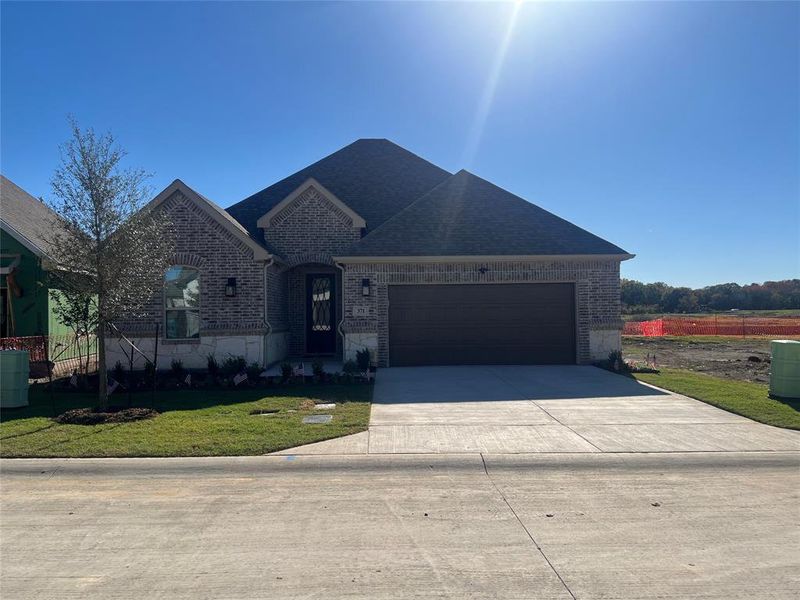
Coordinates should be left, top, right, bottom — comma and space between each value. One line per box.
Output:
278, 365, 800, 455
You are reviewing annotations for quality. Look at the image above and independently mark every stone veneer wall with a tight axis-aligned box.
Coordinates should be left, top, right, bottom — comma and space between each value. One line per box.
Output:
104, 335, 266, 371
109, 190, 268, 367
338, 259, 623, 367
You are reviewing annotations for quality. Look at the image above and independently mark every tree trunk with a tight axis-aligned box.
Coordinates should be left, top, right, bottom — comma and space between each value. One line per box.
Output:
97, 322, 108, 409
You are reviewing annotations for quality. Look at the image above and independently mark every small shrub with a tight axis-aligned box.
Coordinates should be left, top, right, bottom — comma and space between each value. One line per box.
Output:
312, 359, 325, 379
112, 361, 125, 382
143, 361, 156, 380
206, 354, 220, 377
342, 359, 359, 376
170, 359, 185, 378
280, 361, 294, 381
356, 349, 371, 373
603, 350, 632, 374
625, 361, 659, 374
55, 407, 159, 425
246, 362, 262, 381
221, 355, 247, 377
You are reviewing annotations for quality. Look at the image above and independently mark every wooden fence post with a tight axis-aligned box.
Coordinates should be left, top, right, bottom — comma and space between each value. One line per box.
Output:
43, 334, 55, 417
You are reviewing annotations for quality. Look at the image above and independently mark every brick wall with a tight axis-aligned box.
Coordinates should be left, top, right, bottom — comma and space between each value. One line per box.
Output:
266, 263, 289, 332
263, 186, 362, 262
338, 259, 623, 366
114, 190, 267, 338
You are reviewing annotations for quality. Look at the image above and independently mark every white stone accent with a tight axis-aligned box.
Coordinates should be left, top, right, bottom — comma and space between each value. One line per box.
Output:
104, 335, 265, 370
265, 331, 289, 366
589, 329, 621, 362
343, 332, 378, 364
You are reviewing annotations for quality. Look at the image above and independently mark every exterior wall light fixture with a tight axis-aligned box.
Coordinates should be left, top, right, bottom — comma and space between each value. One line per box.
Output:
361, 278, 371, 297
225, 277, 237, 297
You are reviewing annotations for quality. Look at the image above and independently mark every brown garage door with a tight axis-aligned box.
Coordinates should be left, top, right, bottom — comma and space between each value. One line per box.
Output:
388, 283, 575, 366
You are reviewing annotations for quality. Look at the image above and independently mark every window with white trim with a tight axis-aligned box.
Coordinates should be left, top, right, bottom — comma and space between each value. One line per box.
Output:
164, 266, 200, 339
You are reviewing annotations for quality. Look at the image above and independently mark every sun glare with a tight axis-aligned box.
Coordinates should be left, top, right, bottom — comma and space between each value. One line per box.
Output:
461, 1, 525, 167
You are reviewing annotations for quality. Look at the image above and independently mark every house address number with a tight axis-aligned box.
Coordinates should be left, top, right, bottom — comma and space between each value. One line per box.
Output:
352, 306, 370, 318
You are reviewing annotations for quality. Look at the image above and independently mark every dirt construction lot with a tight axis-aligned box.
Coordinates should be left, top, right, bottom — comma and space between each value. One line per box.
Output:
622, 336, 788, 383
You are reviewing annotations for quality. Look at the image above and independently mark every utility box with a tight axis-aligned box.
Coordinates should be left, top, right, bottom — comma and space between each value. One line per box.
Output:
770, 340, 800, 400
0, 350, 30, 408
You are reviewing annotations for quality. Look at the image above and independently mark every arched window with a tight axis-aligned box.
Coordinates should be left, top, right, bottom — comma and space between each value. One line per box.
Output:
164, 266, 200, 339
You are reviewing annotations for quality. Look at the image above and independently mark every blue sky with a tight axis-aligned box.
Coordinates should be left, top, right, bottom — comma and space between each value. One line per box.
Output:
1, 1, 797, 288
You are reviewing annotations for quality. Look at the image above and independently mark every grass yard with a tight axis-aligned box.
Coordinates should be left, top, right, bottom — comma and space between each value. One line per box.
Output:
0, 384, 372, 458
634, 367, 800, 430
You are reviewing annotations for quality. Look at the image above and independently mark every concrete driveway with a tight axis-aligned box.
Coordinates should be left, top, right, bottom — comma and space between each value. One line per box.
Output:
282, 366, 800, 454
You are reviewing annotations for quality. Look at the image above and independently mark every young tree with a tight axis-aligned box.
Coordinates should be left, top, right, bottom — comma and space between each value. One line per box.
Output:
49, 119, 174, 407
48, 285, 98, 385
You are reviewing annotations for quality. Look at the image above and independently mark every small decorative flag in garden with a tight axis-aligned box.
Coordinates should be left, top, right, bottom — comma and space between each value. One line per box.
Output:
69, 372, 78, 387
184, 373, 191, 386
233, 372, 247, 386
107, 378, 119, 395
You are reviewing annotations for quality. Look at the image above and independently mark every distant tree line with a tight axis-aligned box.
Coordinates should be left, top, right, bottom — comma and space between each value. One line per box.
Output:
621, 279, 800, 314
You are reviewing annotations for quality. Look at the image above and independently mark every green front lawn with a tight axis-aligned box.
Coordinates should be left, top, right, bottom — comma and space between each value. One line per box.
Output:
0, 384, 372, 458
634, 368, 800, 430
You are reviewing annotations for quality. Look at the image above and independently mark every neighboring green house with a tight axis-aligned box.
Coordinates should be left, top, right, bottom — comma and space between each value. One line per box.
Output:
0, 175, 71, 339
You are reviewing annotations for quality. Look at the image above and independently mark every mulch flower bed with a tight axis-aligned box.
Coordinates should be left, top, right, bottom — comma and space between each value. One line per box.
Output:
55, 407, 159, 425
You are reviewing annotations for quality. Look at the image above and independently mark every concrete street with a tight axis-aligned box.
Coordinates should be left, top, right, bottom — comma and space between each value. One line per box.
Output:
1, 453, 798, 599
2, 366, 799, 599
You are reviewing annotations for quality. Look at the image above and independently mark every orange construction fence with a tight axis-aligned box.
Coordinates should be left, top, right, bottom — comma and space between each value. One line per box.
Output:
623, 316, 800, 337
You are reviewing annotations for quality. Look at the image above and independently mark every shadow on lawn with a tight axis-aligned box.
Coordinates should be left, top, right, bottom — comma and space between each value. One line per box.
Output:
0, 383, 372, 424
770, 395, 800, 413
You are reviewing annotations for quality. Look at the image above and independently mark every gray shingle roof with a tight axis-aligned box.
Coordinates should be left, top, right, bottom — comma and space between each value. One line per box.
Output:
0, 175, 63, 258
226, 139, 452, 238
341, 170, 629, 257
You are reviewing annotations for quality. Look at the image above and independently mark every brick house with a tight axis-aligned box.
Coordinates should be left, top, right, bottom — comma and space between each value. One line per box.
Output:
107, 139, 632, 369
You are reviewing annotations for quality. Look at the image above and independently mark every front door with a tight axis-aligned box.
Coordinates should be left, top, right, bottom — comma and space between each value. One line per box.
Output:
306, 274, 336, 354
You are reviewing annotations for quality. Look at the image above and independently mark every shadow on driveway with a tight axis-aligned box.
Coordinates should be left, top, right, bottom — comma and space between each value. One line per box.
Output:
373, 365, 667, 404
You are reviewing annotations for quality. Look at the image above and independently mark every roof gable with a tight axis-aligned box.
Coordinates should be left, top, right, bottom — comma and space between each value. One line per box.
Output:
146, 179, 271, 261
338, 170, 631, 259
226, 139, 451, 238
256, 178, 366, 229
0, 175, 63, 259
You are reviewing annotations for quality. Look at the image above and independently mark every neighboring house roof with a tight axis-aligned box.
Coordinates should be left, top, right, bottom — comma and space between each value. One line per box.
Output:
338, 170, 632, 259
226, 139, 452, 238
0, 175, 63, 260
147, 179, 272, 261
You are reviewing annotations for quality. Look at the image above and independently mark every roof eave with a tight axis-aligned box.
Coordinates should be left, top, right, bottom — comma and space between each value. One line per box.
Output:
334, 253, 635, 264
0, 220, 50, 261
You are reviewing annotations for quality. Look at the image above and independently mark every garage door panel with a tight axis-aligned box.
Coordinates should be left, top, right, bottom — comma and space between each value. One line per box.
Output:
390, 345, 574, 366
390, 324, 573, 345
388, 283, 575, 366
390, 307, 566, 325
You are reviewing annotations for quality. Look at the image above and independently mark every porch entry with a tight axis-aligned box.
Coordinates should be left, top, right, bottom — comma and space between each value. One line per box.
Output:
306, 274, 336, 354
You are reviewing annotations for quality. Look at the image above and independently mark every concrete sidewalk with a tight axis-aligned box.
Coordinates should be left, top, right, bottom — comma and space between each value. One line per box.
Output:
279, 366, 800, 455
2, 453, 798, 599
